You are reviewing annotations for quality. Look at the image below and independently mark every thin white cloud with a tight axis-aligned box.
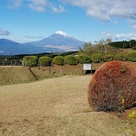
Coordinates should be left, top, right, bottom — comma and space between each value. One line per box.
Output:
28, 0, 48, 12
7, 0, 136, 18
114, 33, 136, 40
8, 0, 48, 12
8, 0, 66, 13
101, 30, 136, 40
129, 19, 136, 29
61, 0, 136, 20
51, 5, 65, 13
29, 4, 45, 12
25, 35, 45, 39
114, 21, 118, 24
8, 0, 23, 8
101, 30, 113, 38
30, 0, 47, 6
131, 24, 136, 29
0, 29, 10, 36
0, 51, 4, 53
28, 0, 66, 13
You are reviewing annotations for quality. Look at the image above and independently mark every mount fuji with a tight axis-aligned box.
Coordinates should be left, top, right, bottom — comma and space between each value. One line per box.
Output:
29, 31, 85, 52
0, 31, 85, 55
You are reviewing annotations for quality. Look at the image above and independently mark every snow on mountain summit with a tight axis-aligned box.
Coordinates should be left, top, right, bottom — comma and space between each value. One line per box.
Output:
55, 31, 70, 37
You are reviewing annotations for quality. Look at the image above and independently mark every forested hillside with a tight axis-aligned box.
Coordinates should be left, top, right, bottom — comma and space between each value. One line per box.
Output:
109, 39, 136, 49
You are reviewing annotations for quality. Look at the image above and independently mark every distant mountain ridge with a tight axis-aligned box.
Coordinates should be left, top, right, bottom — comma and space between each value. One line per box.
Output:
0, 31, 85, 55
29, 31, 85, 51
0, 38, 63, 55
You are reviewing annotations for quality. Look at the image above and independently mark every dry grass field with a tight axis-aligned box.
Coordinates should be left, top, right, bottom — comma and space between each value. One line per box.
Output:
0, 75, 135, 136
0, 62, 136, 136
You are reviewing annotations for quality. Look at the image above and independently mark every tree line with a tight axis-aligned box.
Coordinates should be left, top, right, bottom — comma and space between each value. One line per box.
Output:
109, 39, 136, 49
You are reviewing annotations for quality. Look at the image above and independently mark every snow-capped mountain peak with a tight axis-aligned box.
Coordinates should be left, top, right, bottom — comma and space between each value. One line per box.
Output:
27, 31, 85, 53
55, 31, 70, 37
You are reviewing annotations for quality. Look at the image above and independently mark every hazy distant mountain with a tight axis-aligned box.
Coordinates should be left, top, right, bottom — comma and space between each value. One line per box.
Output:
0, 38, 63, 55
29, 31, 85, 51
0, 31, 85, 55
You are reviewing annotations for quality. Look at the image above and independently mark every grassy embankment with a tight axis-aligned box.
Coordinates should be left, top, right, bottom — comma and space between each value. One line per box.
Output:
0, 61, 135, 86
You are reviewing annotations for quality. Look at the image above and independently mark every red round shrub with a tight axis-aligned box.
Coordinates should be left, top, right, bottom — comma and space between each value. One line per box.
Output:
88, 60, 136, 111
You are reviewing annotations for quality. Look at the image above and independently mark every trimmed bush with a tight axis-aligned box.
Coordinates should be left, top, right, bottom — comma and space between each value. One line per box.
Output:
88, 61, 136, 111
23, 56, 38, 67
103, 54, 114, 62
114, 53, 126, 61
90, 53, 103, 63
53, 56, 64, 65
39, 56, 52, 66
126, 51, 136, 62
64, 55, 77, 65
77, 55, 91, 64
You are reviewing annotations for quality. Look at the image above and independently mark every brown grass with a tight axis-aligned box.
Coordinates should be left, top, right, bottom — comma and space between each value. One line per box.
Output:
0, 75, 133, 136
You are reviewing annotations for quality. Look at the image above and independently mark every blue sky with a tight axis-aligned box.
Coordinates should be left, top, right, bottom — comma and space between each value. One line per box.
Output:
1, 0, 136, 43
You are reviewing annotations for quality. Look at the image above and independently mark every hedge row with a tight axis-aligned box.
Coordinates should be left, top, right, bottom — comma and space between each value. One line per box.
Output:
23, 51, 136, 66
94, 51, 136, 63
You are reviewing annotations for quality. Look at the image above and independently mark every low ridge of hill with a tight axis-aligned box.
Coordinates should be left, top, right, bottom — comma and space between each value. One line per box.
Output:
0, 38, 64, 55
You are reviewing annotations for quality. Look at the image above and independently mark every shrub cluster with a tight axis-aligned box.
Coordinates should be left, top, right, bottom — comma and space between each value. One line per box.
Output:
77, 55, 91, 64
90, 53, 103, 63
23, 56, 38, 67
126, 51, 136, 62
64, 55, 77, 65
53, 56, 64, 65
88, 60, 136, 111
103, 54, 114, 62
114, 53, 126, 61
39, 56, 52, 66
